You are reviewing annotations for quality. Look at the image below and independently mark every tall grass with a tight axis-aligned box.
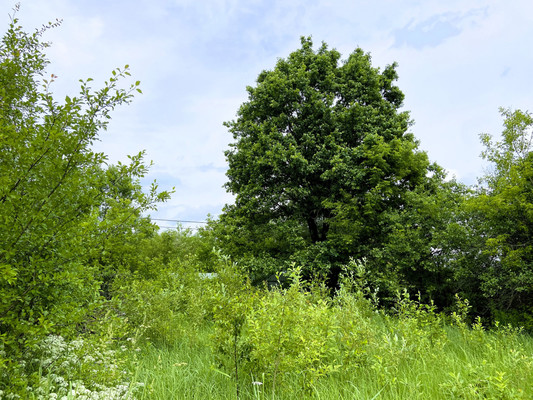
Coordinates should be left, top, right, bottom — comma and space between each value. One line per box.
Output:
17, 259, 532, 399
130, 318, 533, 399
131, 332, 238, 400
126, 263, 533, 399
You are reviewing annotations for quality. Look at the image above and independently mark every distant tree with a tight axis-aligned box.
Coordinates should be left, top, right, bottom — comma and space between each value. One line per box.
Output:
216, 37, 449, 289
0, 6, 169, 364
455, 108, 533, 325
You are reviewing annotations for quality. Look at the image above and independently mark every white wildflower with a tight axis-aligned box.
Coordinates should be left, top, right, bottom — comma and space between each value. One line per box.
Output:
83, 355, 95, 363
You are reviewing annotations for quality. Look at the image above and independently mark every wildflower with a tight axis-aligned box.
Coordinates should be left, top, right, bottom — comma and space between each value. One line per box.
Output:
252, 381, 263, 385
83, 355, 95, 363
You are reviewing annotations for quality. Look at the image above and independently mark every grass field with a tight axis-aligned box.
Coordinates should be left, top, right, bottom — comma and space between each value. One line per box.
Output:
129, 292, 533, 399
23, 265, 533, 400
130, 323, 533, 399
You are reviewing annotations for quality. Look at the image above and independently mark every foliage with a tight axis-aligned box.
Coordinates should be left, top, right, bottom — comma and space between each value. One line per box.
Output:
4, 4, 533, 399
362, 173, 466, 307
0, 6, 169, 394
451, 108, 533, 325
113, 249, 224, 347
139, 227, 219, 275
210, 259, 257, 399
214, 37, 454, 293
81, 157, 170, 294
131, 264, 533, 399
210, 262, 450, 395
0, 303, 144, 399
25, 334, 141, 399
246, 267, 338, 393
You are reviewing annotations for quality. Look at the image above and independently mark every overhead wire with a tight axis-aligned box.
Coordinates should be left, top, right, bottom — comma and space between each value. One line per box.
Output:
150, 218, 207, 224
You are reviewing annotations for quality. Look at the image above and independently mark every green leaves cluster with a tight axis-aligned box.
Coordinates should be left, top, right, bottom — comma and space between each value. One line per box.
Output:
215, 37, 533, 325
0, 7, 169, 391
452, 108, 533, 324
222, 37, 420, 242
215, 37, 462, 305
207, 262, 533, 397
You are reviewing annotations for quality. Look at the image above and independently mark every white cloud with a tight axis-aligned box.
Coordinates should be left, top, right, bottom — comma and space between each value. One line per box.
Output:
6, 0, 533, 219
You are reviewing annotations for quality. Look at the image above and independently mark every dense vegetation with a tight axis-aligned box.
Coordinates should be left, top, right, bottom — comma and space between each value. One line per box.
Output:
1, 8, 533, 399
215, 37, 533, 325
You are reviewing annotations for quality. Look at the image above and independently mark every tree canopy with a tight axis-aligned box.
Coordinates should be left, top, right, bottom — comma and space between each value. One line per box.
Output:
216, 37, 446, 286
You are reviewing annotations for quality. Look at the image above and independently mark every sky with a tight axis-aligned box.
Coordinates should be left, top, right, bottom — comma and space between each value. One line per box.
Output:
4, 0, 533, 229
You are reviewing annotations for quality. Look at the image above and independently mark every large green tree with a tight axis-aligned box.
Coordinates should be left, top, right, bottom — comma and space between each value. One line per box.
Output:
0, 7, 169, 364
216, 37, 447, 287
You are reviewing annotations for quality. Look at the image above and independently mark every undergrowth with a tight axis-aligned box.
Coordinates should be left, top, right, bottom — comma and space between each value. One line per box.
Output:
5, 258, 533, 399
130, 259, 533, 399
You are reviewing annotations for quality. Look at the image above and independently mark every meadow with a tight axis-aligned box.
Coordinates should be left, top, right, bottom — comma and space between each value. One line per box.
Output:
24, 257, 533, 400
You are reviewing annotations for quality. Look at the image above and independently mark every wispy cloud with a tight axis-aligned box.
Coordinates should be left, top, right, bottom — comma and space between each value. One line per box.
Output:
392, 9, 488, 49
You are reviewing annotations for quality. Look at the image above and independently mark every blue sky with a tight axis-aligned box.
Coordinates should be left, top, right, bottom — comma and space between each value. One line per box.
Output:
5, 0, 533, 228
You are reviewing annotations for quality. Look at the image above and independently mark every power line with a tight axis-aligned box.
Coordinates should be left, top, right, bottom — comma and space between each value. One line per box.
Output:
158, 225, 201, 230
151, 218, 207, 224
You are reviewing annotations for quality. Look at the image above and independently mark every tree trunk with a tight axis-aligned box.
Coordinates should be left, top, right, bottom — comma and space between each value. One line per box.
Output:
307, 217, 329, 243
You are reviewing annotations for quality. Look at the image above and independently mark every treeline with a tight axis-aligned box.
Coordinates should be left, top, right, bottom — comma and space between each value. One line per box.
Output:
1, 7, 533, 397
211, 37, 533, 329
